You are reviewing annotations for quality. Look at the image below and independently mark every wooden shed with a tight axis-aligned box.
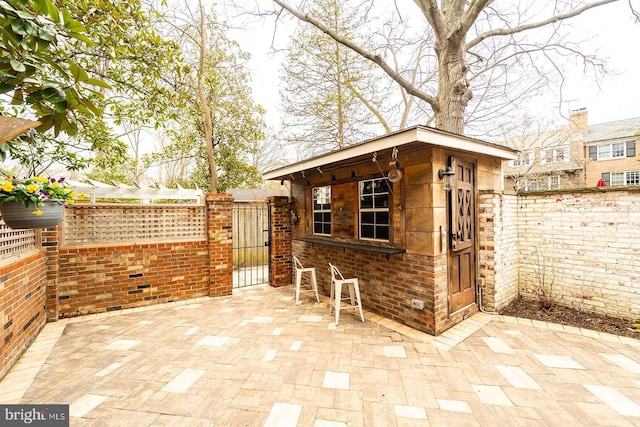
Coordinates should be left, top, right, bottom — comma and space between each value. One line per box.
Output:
264, 125, 516, 335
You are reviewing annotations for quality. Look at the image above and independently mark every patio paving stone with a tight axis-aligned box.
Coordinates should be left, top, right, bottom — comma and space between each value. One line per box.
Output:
1, 284, 640, 426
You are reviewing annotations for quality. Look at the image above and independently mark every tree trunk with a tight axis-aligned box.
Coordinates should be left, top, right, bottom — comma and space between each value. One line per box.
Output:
435, 44, 472, 135
198, 0, 217, 193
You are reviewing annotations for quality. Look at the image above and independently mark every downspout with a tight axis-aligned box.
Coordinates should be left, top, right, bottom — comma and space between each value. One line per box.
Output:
477, 278, 499, 315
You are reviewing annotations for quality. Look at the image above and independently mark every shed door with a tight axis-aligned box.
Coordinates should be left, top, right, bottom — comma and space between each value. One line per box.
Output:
449, 158, 476, 312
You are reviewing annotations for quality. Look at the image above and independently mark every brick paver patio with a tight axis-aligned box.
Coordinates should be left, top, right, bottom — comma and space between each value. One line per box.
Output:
2, 284, 640, 426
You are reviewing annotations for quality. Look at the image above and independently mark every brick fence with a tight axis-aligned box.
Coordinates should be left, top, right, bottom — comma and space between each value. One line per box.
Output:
0, 193, 233, 379
479, 187, 640, 320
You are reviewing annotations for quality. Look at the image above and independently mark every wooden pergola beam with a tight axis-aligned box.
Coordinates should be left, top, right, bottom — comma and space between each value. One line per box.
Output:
0, 116, 41, 144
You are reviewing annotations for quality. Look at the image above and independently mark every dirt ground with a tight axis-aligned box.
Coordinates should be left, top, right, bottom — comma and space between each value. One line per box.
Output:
500, 297, 640, 340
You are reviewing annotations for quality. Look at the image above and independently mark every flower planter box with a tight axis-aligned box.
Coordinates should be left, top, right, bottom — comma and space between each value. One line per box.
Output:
0, 201, 64, 229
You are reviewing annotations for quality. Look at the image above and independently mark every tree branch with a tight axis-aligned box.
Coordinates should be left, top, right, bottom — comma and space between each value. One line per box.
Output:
272, 0, 437, 109
467, 0, 619, 49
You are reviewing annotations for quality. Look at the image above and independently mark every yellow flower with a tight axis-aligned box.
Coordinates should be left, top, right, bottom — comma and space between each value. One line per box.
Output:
67, 199, 75, 205
32, 209, 43, 216
26, 184, 38, 193
1, 181, 14, 192
70, 191, 77, 198
48, 190, 54, 195
52, 182, 59, 189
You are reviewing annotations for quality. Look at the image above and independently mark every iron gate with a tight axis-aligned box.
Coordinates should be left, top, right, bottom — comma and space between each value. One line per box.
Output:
232, 204, 271, 288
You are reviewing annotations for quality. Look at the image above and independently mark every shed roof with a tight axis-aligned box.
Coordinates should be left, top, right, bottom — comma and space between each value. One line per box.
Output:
263, 125, 516, 181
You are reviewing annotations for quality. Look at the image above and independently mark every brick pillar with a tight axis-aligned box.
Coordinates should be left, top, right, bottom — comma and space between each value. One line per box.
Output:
41, 225, 60, 322
268, 196, 291, 287
207, 193, 233, 296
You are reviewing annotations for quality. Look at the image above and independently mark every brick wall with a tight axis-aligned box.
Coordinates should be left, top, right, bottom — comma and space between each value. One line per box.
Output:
269, 196, 292, 287
291, 240, 475, 335
515, 187, 640, 319
57, 241, 210, 316
207, 194, 233, 297
54, 194, 233, 318
0, 251, 46, 379
478, 192, 519, 311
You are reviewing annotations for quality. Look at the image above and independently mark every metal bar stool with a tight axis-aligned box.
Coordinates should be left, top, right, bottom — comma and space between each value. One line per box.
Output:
328, 263, 364, 325
293, 256, 320, 305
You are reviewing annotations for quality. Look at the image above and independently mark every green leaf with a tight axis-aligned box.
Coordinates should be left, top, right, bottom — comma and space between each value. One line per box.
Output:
9, 59, 26, 72
42, 87, 65, 102
69, 60, 88, 82
67, 31, 93, 45
84, 77, 112, 89
10, 88, 23, 104
54, 99, 67, 112
10, 19, 27, 36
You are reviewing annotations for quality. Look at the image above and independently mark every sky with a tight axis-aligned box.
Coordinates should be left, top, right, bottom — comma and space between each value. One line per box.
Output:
230, 0, 640, 133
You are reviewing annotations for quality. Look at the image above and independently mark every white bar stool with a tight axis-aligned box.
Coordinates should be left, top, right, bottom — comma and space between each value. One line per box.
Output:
328, 263, 364, 325
293, 256, 320, 305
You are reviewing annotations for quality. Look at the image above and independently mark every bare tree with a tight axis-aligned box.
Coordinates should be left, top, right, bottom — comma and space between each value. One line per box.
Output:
271, 0, 619, 135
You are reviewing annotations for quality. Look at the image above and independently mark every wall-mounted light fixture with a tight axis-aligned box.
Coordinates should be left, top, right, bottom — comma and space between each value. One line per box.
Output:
438, 166, 455, 191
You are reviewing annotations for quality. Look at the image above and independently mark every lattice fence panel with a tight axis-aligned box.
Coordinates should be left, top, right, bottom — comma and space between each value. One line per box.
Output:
62, 205, 207, 246
0, 221, 36, 258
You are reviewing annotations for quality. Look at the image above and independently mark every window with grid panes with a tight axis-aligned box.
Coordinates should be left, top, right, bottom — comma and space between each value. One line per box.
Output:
597, 145, 611, 160
627, 171, 640, 185
610, 172, 625, 186
611, 143, 626, 158
312, 186, 331, 235
359, 178, 389, 241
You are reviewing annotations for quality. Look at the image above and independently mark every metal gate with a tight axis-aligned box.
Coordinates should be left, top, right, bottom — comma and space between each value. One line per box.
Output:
232, 203, 271, 288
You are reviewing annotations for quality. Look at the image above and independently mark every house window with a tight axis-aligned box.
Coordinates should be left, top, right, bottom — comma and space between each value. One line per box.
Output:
543, 149, 568, 163
522, 176, 560, 191
312, 186, 331, 235
611, 143, 626, 158
591, 142, 635, 160
359, 178, 389, 241
596, 145, 610, 160
610, 172, 625, 186
510, 151, 534, 167
602, 171, 640, 186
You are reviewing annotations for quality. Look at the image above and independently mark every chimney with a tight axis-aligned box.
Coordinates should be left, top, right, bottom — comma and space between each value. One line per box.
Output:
569, 108, 588, 133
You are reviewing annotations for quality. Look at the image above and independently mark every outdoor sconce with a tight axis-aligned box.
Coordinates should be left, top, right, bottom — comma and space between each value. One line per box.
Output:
438, 166, 455, 191
291, 211, 300, 225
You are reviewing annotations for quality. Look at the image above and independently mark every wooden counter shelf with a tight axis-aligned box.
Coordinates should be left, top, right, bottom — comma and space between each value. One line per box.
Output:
293, 237, 406, 260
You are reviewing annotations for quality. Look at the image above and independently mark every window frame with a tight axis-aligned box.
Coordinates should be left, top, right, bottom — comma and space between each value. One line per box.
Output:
358, 178, 390, 242
312, 186, 332, 236
543, 149, 569, 164
593, 142, 631, 160
604, 170, 640, 186
510, 151, 534, 167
